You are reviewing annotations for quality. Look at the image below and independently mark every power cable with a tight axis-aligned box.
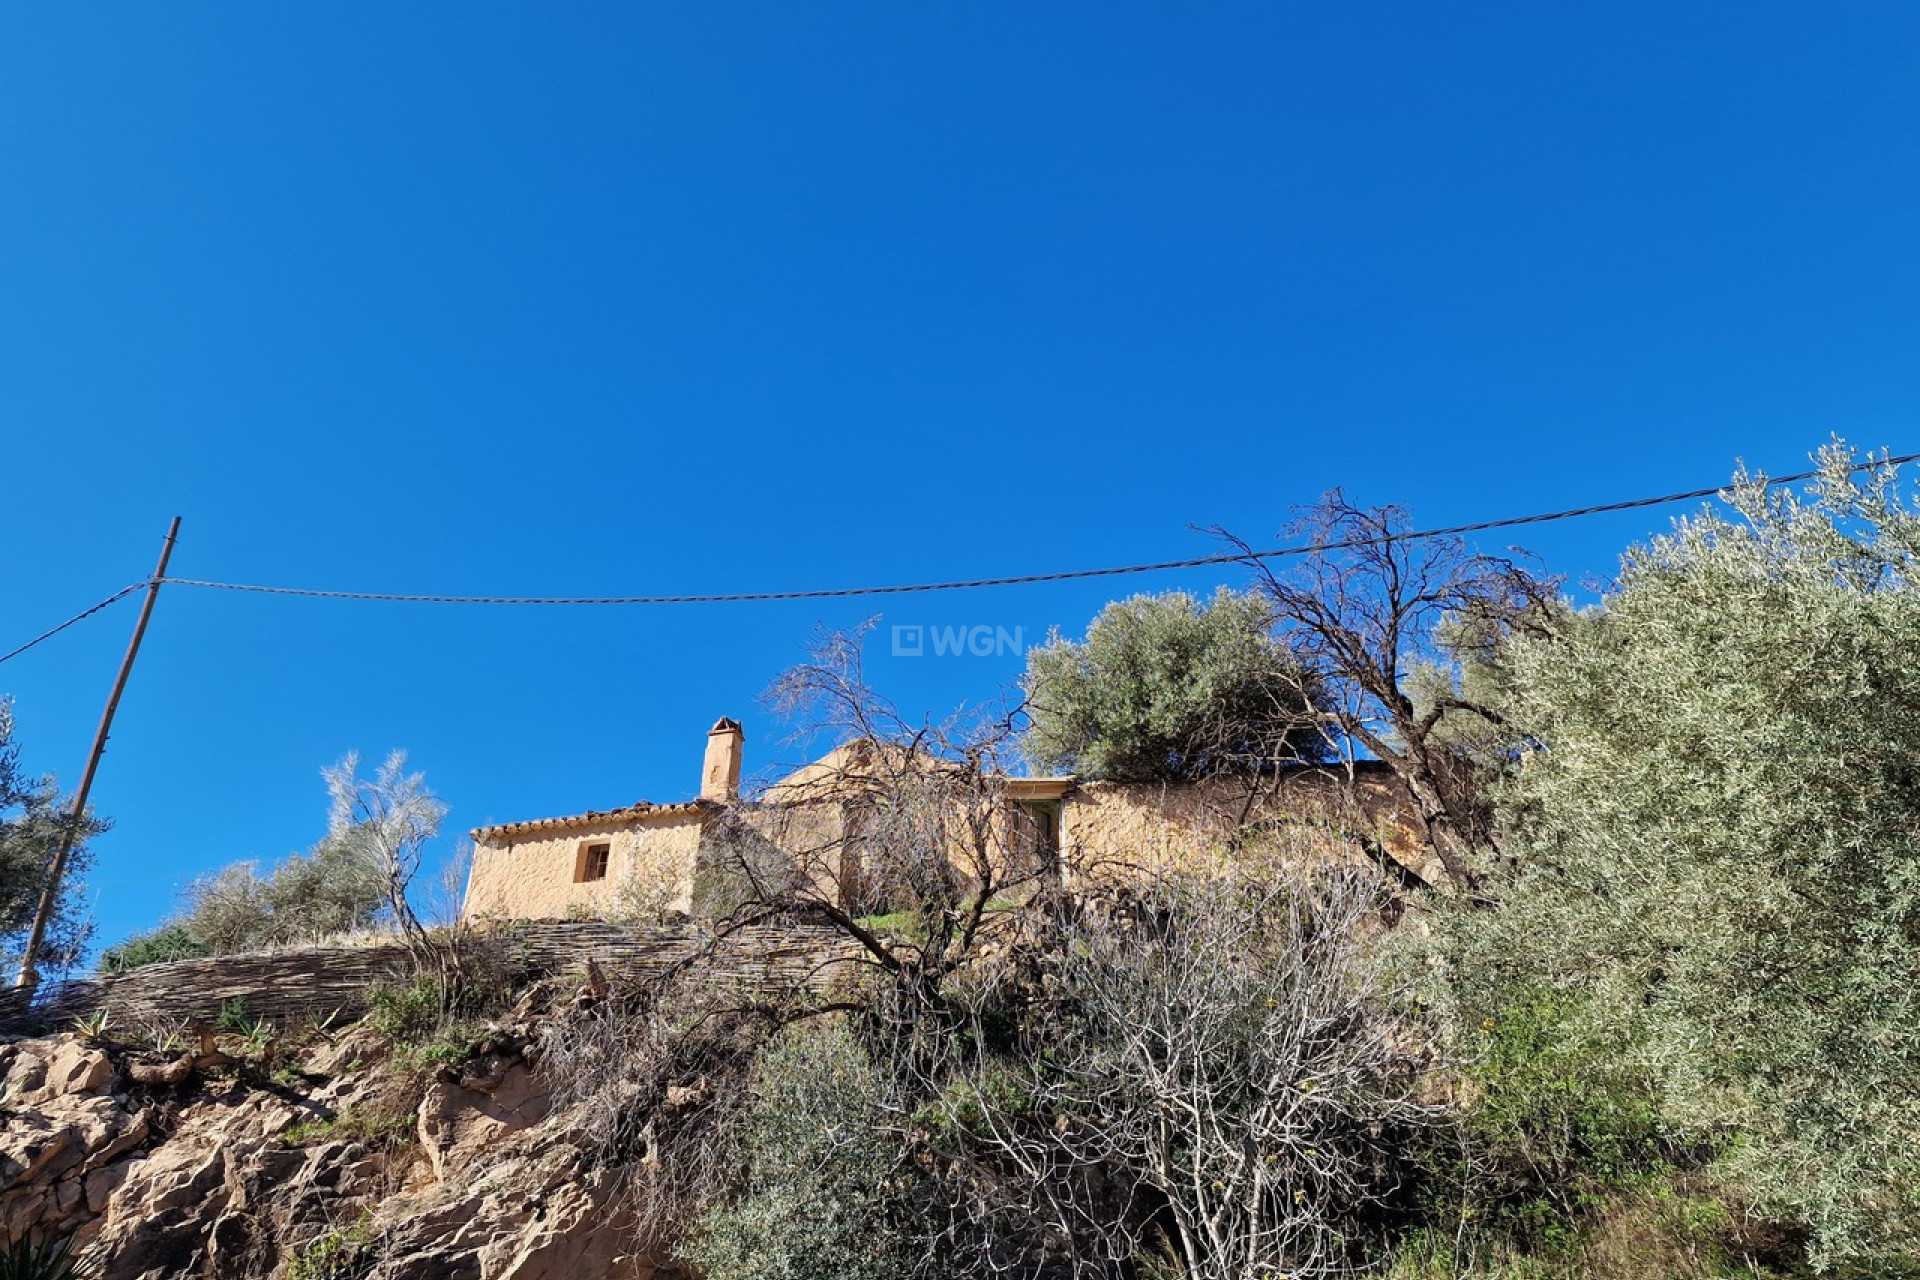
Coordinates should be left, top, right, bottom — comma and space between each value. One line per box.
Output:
161, 452, 1919, 606
0, 583, 149, 666
5, 452, 1914, 666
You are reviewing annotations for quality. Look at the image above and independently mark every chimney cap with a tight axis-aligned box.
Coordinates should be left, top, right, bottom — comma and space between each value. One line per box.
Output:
709, 716, 744, 736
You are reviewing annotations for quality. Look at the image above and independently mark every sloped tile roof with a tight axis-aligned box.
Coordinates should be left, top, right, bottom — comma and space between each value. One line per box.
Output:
471, 797, 712, 842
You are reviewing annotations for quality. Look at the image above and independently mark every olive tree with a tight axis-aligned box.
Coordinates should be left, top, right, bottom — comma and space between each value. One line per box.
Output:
1021, 588, 1326, 782
0, 697, 106, 978
1444, 443, 1920, 1267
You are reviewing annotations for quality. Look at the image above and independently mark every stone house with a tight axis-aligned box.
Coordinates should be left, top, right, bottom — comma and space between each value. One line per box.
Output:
460, 717, 1429, 923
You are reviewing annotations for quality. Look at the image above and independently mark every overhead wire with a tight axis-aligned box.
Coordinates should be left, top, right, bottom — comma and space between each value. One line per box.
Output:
158, 451, 1920, 606
3, 451, 1914, 665
0, 583, 149, 666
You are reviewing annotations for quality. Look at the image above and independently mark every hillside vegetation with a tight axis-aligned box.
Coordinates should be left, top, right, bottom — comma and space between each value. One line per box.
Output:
12, 442, 1920, 1280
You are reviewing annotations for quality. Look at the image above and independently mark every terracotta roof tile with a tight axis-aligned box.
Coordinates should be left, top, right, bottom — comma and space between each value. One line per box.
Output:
471, 798, 712, 842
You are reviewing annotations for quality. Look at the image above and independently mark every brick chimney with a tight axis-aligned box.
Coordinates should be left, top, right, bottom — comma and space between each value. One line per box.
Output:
701, 717, 744, 801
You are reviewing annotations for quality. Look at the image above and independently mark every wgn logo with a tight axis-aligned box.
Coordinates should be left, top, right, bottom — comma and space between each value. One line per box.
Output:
891, 623, 1026, 658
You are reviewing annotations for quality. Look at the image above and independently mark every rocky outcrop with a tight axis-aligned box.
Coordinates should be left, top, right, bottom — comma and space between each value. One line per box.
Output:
373, 1144, 657, 1280
1, 1029, 689, 1280
0, 918, 868, 1277
2, 1039, 148, 1246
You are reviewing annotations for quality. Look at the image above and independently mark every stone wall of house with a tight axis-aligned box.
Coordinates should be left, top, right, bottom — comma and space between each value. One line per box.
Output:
463, 811, 706, 922
1061, 766, 1433, 882
706, 798, 857, 912
458, 763, 1434, 924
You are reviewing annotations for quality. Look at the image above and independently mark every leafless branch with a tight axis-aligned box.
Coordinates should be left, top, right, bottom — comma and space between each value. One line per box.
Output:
1213, 493, 1559, 886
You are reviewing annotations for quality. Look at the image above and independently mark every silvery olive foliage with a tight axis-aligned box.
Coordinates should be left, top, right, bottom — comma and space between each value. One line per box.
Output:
0, 697, 105, 977
1445, 443, 1920, 1267
1022, 588, 1327, 782
108, 751, 442, 964
174, 835, 388, 955
688, 1020, 935, 1280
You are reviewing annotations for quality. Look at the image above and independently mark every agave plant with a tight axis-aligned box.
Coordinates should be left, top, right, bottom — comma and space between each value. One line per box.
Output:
239, 1016, 277, 1058
68, 1009, 111, 1042
305, 1006, 346, 1043
0, 1236, 98, 1280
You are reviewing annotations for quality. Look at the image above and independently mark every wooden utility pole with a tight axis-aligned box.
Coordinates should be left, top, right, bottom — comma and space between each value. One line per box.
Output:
13, 517, 181, 994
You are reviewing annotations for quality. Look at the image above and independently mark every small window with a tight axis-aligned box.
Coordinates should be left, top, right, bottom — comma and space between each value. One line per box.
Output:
576, 841, 611, 883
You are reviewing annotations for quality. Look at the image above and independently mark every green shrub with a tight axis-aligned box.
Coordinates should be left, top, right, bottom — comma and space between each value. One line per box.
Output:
389, 1023, 483, 1077
1379, 1174, 1818, 1280
1466, 991, 1673, 1202
97, 922, 208, 973
285, 1214, 374, 1280
280, 1107, 414, 1151
365, 978, 442, 1045
687, 1020, 931, 1280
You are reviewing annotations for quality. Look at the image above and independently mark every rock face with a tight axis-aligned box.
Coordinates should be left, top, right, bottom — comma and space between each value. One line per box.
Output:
2, 1039, 147, 1246
0, 1033, 688, 1280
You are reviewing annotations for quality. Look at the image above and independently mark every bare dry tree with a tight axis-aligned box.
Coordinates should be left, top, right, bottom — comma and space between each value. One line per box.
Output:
904, 843, 1439, 1279
1217, 493, 1556, 888
422, 837, 475, 931
654, 623, 1454, 1278
700, 622, 1060, 1019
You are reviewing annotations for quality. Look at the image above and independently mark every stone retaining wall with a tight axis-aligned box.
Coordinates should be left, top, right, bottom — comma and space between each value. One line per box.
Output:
2, 920, 864, 1036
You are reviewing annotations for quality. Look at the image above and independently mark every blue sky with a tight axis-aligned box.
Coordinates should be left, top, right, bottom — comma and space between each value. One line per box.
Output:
5, 3, 1919, 954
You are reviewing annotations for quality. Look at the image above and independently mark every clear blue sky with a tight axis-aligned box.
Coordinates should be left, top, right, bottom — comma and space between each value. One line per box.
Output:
5, 3, 1918, 955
